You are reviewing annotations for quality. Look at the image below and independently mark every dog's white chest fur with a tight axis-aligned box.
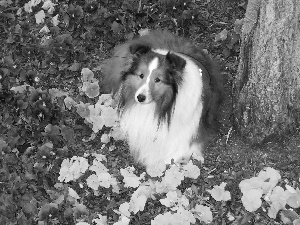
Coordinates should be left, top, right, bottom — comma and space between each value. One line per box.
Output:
120, 56, 203, 168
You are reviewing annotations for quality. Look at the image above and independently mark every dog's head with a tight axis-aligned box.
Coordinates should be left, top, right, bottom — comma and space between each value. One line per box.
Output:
122, 44, 186, 107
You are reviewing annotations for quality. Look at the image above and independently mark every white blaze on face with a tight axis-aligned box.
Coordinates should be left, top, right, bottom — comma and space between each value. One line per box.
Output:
135, 57, 159, 103
148, 57, 159, 77
152, 48, 168, 55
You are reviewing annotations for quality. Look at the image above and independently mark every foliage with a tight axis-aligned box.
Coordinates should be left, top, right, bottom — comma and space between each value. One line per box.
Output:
0, 0, 299, 225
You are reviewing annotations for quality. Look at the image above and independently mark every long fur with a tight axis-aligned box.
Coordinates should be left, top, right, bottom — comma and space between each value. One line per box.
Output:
101, 30, 223, 168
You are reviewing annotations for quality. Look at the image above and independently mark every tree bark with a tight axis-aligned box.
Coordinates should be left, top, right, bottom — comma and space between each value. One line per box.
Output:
234, 0, 300, 143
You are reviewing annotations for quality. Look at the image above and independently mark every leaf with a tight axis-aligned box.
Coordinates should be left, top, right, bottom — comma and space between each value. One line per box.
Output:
11, 84, 32, 93
53, 195, 64, 205
268, 186, 288, 218
241, 189, 263, 212
182, 161, 200, 179
20, 194, 38, 215
100, 133, 110, 144
39, 142, 53, 151
89, 157, 108, 174
98, 94, 114, 105
98, 172, 114, 188
14, 24, 22, 34
85, 102, 118, 133
227, 212, 235, 221
82, 81, 100, 98
61, 126, 74, 143
120, 167, 141, 188
268, 202, 283, 219
2, 12, 14, 21
162, 165, 184, 191
120, 167, 142, 188
0, 139, 8, 150
68, 187, 80, 199
52, 14, 59, 26
92, 215, 107, 225
286, 188, 300, 208
222, 47, 231, 58
38, 203, 58, 220
294, 219, 300, 225
138, 28, 150, 36
86, 174, 100, 190
24, 2, 33, 13
176, 207, 196, 224
258, 167, 281, 184
40, 25, 50, 33
129, 194, 147, 214
73, 5, 84, 18
227, 33, 240, 49
1, 68, 9, 77
3, 55, 14, 67
58, 157, 89, 182
152, 207, 195, 225
119, 202, 130, 218
193, 204, 213, 224
146, 161, 166, 178
111, 21, 122, 33
151, 212, 178, 225
56, 33, 73, 44
207, 182, 231, 201
35, 10, 46, 24
110, 126, 126, 141
129, 186, 153, 214
234, 18, 243, 35
0, 0, 13, 7
70, 157, 89, 178
44, 124, 60, 135
76, 102, 90, 118
42, 0, 56, 14
88, 164, 118, 191
239, 177, 264, 193
174, 207, 196, 224
160, 191, 178, 208
49, 88, 68, 98
239, 213, 253, 225
286, 184, 297, 193
73, 204, 88, 218
91, 153, 107, 162
81, 68, 94, 82
215, 29, 228, 42
111, 177, 120, 194
64, 96, 77, 110
114, 215, 130, 225
68, 62, 81, 71
280, 209, 299, 224
6, 33, 14, 43
98, 105, 118, 126
191, 151, 204, 163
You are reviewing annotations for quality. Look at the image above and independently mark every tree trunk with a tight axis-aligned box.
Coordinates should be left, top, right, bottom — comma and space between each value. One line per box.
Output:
234, 0, 300, 143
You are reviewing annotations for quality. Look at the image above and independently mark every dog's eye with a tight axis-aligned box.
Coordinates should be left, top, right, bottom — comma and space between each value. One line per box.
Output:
139, 74, 144, 79
154, 78, 161, 83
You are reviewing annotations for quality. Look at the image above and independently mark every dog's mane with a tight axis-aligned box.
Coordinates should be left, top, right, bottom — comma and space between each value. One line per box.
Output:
101, 30, 224, 132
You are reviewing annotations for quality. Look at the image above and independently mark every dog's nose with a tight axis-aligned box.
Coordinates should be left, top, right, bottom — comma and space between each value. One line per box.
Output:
137, 94, 146, 102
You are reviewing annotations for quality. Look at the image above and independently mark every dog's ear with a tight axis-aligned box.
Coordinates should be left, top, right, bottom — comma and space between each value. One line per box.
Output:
129, 44, 151, 56
166, 52, 186, 70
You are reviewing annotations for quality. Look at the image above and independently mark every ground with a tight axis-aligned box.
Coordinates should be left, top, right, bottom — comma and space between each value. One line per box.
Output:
0, 0, 299, 224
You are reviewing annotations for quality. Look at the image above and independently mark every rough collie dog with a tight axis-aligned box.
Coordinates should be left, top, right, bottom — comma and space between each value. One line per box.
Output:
101, 30, 223, 169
